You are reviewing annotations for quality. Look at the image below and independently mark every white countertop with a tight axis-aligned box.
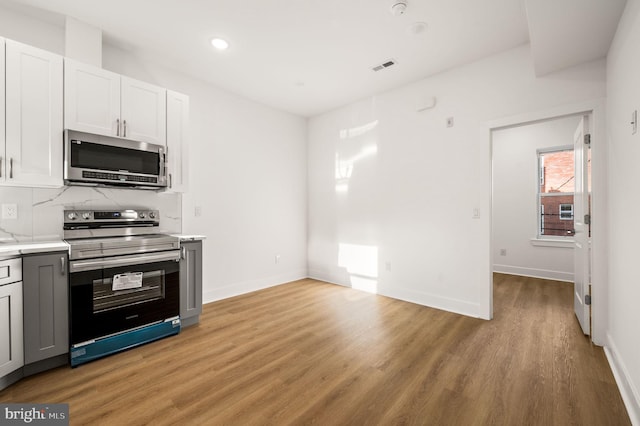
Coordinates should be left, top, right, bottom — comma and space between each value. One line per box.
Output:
172, 234, 207, 241
0, 234, 205, 257
0, 240, 69, 257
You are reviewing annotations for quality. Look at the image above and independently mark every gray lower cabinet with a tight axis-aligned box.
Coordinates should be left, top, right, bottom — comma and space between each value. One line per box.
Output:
180, 241, 202, 327
22, 252, 69, 366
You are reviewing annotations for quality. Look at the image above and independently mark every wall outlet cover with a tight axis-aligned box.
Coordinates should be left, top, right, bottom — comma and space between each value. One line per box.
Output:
1, 204, 18, 220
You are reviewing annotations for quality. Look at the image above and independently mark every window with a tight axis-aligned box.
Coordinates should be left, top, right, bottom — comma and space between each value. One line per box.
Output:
559, 204, 573, 220
538, 147, 574, 237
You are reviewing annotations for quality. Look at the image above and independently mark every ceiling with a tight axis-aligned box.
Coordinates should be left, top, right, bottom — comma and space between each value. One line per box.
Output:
0, 0, 627, 117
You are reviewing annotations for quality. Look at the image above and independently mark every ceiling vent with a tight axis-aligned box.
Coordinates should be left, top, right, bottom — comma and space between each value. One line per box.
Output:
372, 59, 396, 72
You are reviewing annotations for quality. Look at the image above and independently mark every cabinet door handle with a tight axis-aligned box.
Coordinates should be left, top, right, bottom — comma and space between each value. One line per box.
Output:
169, 173, 173, 189
116, 118, 120, 136
61, 257, 66, 275
181, 246, 186, 260
9, 158, 13, 179
123, 120, 127, 137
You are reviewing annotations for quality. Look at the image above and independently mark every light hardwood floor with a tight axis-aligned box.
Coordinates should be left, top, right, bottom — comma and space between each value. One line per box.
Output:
0, 275, 631, 425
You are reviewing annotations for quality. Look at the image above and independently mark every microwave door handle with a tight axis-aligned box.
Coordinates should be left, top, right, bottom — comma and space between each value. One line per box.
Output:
116, 118, 120, 136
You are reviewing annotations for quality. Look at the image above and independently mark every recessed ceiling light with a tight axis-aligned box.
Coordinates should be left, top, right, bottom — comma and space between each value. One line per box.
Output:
407, 22, 428, 36
211, 38, 229, 50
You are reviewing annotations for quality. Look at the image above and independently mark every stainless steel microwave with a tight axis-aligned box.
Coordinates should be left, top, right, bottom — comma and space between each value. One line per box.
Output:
64, 130, 167, 189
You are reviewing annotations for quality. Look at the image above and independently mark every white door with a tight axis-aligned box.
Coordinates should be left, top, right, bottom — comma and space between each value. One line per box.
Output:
5, 40, 63, 187
64, 59, 121, 137
573, 116, 591, 335
0, 38, 5, 183
166, 90, 189, 192
121, 77, 166, 145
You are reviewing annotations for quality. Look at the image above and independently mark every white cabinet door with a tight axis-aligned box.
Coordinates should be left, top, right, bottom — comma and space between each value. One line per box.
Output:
5, 40, 63, 187
121, 77, 166, 145
64, 59, 121, 137
166, 90, 189, 192
0, 282, 24, 378
0, 38, 5, 182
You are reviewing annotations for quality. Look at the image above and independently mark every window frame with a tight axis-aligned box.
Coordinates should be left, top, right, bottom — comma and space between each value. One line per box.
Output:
559, 203, 574, 220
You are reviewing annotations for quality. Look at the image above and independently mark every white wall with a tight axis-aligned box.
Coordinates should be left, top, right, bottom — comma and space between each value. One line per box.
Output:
605, 0, 640, 423
0, 3, 64, 55
0, 5, 309, 304
492, 116, 580, 281
308, 45, 606, 319
102, 46, 309, 302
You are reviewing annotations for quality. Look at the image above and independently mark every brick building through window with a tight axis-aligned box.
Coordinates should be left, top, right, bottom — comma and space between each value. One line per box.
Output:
539, 148, 574, 237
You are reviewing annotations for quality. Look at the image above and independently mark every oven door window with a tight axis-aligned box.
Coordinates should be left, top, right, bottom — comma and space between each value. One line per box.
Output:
93, 269, 165, 313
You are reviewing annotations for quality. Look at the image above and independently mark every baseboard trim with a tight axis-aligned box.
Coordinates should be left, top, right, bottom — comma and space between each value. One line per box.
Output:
308, 270, 480, 319
605, 333, 640, 425
493, 264, 573, 282
378, 286, 480, 319
203, 269, 307, 304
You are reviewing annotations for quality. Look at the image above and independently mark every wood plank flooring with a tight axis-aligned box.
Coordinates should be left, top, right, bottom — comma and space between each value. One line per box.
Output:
0, 274, 631, 425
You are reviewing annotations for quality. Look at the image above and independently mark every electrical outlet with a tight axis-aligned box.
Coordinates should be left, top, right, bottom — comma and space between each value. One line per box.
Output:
1, 204, 18, 220
275, 254, 281, 264
385, 261, 391, 271
194, 206, 202, 217
500, 249, 507, 256
473, 208, 481, 219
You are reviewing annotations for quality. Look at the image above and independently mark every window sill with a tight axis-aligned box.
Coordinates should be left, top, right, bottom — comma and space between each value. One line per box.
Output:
530, 238, 574, 248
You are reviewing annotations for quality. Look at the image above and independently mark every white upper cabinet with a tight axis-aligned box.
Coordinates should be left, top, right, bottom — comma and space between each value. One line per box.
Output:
121, 77, 166, 145
166, 90, 189, 192
64, 59, 120, 137
4, 40, 63, 187
65, 60, 166, 145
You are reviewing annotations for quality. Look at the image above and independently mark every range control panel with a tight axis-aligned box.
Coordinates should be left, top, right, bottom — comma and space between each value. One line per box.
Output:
64, 209, 159, 224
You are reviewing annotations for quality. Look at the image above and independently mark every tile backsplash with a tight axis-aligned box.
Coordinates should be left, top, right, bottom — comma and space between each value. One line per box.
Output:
0, 186, 181, 242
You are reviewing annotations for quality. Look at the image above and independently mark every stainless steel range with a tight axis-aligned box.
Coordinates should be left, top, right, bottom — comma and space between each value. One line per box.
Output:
64, 208, 181, 367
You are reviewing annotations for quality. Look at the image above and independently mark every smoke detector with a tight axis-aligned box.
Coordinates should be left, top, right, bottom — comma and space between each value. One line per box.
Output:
390, 0, 408, 16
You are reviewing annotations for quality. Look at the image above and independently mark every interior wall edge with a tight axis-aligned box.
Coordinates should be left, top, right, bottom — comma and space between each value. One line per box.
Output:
604, 333, 640, 425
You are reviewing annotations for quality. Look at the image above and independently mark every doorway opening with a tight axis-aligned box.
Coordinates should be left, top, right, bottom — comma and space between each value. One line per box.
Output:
490, 111, 592, 336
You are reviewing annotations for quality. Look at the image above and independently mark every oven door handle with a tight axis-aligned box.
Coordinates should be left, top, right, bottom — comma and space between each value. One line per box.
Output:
69, 250, 180, 273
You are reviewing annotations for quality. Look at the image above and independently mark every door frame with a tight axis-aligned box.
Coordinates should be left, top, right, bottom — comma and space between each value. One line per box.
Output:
485, 99, 607, 345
